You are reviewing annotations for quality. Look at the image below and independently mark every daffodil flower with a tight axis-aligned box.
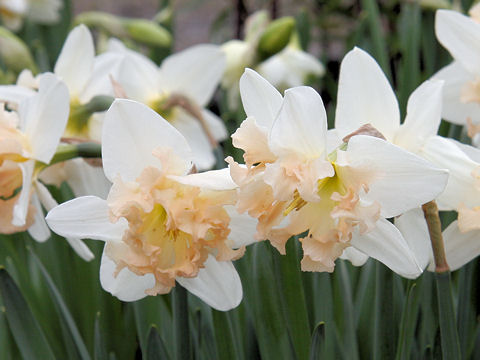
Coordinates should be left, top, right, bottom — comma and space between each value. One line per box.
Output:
228, 69, 448, 277
256, 45, 325, 92
46, 99, 257, 310
0, 73, 94, 260
0, 24, 116, 199
433, 8, 480, 145
101, 39, 227, 171
0, 0, 61, 31
335, 47, 480, 272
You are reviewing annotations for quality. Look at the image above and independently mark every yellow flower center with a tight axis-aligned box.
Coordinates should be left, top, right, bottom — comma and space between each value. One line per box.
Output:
65, 99, 91, 138
148, 94, 177, 122
105, 158, 242, 296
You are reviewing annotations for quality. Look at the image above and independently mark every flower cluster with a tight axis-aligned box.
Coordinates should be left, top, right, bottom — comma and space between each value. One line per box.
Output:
1, 5, 480, 314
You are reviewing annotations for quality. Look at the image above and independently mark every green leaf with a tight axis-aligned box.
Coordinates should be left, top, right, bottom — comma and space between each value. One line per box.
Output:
396, 282, 420, 360
336, 261, 359, 360
94, 313, 108, 360
0, 267, 56, 360
173, 284, 191, 360
212, 310, 240, 360
435, 271, 461, 360
457, 263, 476, 359
372, 263, 396, 360
309, 322, 326, 360
361, 0, 391, 80
29, 250, 91, 360
146, 326, 170, 360
273, 238, 311, 359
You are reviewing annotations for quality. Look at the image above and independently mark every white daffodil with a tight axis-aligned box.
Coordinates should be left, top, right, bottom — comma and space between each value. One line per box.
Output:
0, 24, 119, 140
227, 69, 448, 278
257, 45, 325, 92
335, 47, 480, 272
220, 11, 324, 107
46, 99, 257, 311
398, 139, 480, 271
0, 24, 115, 199
0, 0, 61, 31
433, 8, 480, 146
100, 40, 227, 171
0, 73, 94, 260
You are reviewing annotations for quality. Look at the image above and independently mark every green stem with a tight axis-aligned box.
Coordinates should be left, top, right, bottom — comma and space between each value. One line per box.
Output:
421, 201, 449, 273
47, 143, 102, 167
173, 284, 190, 360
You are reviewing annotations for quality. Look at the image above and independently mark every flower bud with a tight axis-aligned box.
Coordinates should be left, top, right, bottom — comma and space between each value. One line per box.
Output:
0, 26, 37, 74
122, 19, 171, 47
257, 16, 295, 61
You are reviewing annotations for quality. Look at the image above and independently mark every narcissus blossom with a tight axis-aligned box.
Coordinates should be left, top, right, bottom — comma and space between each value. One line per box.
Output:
0, 73, 93, 260
257, 45, 325, 92
0, 0, 62, 31
434, 8, 480, 146
0, 24, 115, 199
227, 69, 448, 278
101, 40, 227, 171
335, 47, 480, 272
46, 99, 257, 310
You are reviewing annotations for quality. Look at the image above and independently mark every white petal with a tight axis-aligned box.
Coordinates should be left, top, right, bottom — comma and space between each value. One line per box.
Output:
394, 208, 433, 270
345, 135, 448, 218
395, 80, 444, 153
35, 180, 57, 211
451, 139, 480, 163
109, 50, 160, 102
177, 255, 242, 311
432, 62, 480, 125
64, 159, 111, 198
100, 251, 155, 302
420, 136, 480, 210
239, 68, 283, 128
171, 111, 215, 171
160, 44, 226, 107
65, 238, 94, 262
12, 160, 34, 227
339, 246, 369, 266
202, 109, 228, 141
0, 85, 35, 106
45, 196, 127, 242
27, 193, 50, 242
335, 47, 400, 141
79, 52, 126, 102
168, 168, 237, 191
54, 25, 94, 98
26, 0, 61, 23
102, 99, 193, 182
19, 73, 69, 163
351, 218, 422, 279
269, 86, 327, 159
435, 10, 480, 75
443, 220, 480, 271
225, 205, 258, 248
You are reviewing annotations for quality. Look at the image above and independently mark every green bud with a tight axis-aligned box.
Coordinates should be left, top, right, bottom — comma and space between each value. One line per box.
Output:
244, 10, 270, 43
257, 16, 295, 61
74, 12, 125, 36
0, 27, 37, 74
122, 19, 171, 47
419, 0, 452, 10
75, 12, 171, 48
